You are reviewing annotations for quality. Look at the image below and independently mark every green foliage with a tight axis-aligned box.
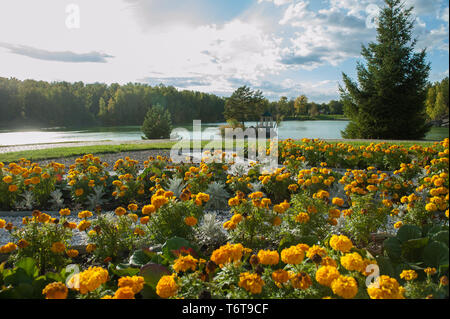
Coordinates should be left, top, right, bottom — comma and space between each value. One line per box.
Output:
426, 77, 449, 121
340, 0, 430, 139
0, 78, 225, 129
142, 104, 173, 139
381, 224, 449, 279
224, 86, 266, 124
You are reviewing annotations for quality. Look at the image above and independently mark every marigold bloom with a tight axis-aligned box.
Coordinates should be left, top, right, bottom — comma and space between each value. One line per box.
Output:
210, 243, 244, 266
329, 235, 353, 253
331, 275, 358, 299
257, 250, 280, 265
184, 216, 198, 226
66, 249, 79, 258
281, 246, 304, 265
77, 220, 91, 231
0, 219, 5, 229
315, 266, 340, 287
78, 211, 93, 219
115, 207, 127, 216
51, 242, 65, 254
400, 269, 418, 281
306, 245, 327, 259
173, 255, 198, 273
118, 276, 145, 294
0, 242, 17, 254
290, 272, 312, 290
113, 287, 135, 299
238, 272, 264, 294
156, 274, 178, 298
367, 275, 405, 299
59, 208, 71, 216
86, 244, 97, 253
272, 269, 290, 284
424, 267, 437, 276
340, 252, 364, 272
142, 204, 156, 215
295, 212, 310, 223
42, 282, 68, 299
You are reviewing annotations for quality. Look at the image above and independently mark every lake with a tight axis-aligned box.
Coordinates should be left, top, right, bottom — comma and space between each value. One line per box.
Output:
0, 121, 446, 146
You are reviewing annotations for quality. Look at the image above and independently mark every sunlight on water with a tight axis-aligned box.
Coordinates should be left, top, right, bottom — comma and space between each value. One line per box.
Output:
0, 121, 349, 146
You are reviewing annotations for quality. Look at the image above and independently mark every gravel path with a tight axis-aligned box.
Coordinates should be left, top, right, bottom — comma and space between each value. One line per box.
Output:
0, 139, 172, 154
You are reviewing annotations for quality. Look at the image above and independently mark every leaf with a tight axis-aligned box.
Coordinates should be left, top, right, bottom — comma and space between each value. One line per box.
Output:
401, 237, 429, 261
396, 225, 422, 243
139, 262, 171, 289
375, 256, 396, 278
383, 237, 402, 262
431, 231, 449, 247
108, 263, 140, 277
422, 241, 449, 268
15, 258, 38, 278
129, 249, 153, 267
162, 237, 197, 261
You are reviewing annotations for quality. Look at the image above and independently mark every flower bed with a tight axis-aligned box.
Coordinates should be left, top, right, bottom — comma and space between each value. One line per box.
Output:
0, 138, 448, 299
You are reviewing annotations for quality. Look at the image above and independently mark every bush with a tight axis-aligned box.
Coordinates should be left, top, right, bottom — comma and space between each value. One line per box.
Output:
142, 104, 173, 139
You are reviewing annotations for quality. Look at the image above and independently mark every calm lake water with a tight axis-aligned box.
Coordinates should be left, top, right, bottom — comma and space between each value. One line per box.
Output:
0, 121, 349, 146
0, 121, 446, 146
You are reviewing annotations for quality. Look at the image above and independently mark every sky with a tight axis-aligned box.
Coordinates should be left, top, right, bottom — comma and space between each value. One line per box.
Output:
0, 0, 448, 103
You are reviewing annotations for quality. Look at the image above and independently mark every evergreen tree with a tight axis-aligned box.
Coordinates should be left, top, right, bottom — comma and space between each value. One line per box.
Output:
223, 86, 265, 125
142, 104, 173, 139
340, 0, 430, 139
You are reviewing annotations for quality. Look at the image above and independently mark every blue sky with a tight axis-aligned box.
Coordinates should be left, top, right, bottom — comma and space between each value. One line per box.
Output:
0, 0, 448, 102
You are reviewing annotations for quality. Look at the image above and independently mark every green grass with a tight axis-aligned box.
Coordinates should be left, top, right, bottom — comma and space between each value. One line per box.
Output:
424, 126, 449, 141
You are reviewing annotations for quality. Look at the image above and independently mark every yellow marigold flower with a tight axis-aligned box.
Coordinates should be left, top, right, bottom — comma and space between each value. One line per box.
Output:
272, 269, 290, 284
400, 269, 418, 281
115, 207, 127, 216
66, 249, 79, 258
86, 244, 97, 253
156, 274, 178, 299
295, 212, 310, 223
78, 211, 93, 219
77, 220, 91, 232
440, 276, 449, 286
42, 282, 68, 299
140, 216, 150, 224
184, 216, 198, 226
8, 184, 18, 192
0, 242, 17, 254
0, 219, 6, 229
367, 275, 405, 299
142, 204, 156, 215
134, 228, 145, 236
321, 256, 338, 267
281, 246, 304, 265
332, 197, 345, 207
425, 203, 438, 212
50, 242, 65, 254
228, 197, 240, 206
2, 175, 13, 184
59, 208, 71, 216
113, 287, 135, 299
331, 275, 358, 299
210, 243, 244, 266
257, 250, 280, 265
69, 267, 109, 294
118, 276, 145, 294
394, 221, 403, 229
272, 216, 282, 226
173, 255, 198, 273
316, 266, 340, 287
290, 272, 312, 290
128, 203, 138, 212
329, 235, 353, 253
424, 267, 437, 275
17, 239, 29, 249
340, 252, 364, 272
75, 188, 84, 197
238, 272, 264, 294
306, 245, 327, 259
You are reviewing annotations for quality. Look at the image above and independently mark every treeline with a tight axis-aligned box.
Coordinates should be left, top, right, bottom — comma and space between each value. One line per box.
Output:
425, 77, 449, 122
267, 95, 344, 120
0, 77, 226, 128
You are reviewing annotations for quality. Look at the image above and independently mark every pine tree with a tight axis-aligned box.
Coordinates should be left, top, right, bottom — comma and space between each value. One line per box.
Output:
142, 104, 173, 139
340, 0, 430, 139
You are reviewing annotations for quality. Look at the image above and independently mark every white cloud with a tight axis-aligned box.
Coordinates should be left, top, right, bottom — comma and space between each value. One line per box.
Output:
279, 1, 310, 25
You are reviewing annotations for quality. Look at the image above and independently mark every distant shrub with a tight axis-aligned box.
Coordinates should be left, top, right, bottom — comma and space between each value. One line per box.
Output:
142, 104, 173, 139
